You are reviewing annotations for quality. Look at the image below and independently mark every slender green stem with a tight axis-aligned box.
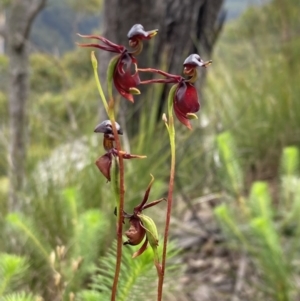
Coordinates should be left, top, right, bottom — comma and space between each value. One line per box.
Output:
91, 51, 109, 114
157, 85, 177, 301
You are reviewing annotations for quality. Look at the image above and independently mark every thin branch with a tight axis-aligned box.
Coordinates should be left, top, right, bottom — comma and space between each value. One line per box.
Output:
28, 0, 47, 21
110, 116, 125, 301
23, 0, 47, 39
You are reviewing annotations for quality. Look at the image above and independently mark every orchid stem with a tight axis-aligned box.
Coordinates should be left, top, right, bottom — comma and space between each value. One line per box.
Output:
157, 85, 177, 301
107, 91, 125, 301
91, 51, 109, 114
110, 110, 125, 301
91, 52, 125, 301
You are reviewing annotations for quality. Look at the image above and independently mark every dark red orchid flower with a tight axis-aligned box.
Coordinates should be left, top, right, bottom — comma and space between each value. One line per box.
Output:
173, 80, 200, 129
78, 24, 158, 102
139, 54, 212, 129
94, 120, 146, 181
174, 54, 212, 128
117, 175, 165, 258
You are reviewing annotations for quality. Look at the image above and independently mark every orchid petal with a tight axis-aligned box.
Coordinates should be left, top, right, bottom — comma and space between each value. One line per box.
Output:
95, 153, 112, 181
134, 174, 154, 212
77, 43, 119, 53
183, 53, 205, 67
94, 120, 123, 135
129, 87, 141, 95
127, 24, 158, 40
187, 113, 198, 120
132, 238, 148, 258
77, 33, 124, 52
113, 53, 141, 102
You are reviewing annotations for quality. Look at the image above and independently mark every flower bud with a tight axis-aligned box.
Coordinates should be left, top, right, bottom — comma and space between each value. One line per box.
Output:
91, 51, 98, 69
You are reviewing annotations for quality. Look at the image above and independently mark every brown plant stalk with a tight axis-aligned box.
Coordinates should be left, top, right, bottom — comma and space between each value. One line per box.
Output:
108, 100, 126, 301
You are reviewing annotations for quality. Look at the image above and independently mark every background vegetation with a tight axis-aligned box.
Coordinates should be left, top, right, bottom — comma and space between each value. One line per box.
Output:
0, 0, 300, 300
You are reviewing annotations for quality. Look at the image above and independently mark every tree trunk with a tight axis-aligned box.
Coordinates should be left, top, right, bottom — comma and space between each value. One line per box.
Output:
5, 0, 46, 211
99, 0, 224, 135
155, 0, 225, 81
97, 0, 163, 134
154, 0, 225, 115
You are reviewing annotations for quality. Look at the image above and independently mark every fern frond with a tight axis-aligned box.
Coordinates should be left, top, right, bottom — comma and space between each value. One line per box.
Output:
249, 181, 273, 221
79, 239, 182, 301
0, 254, 29, 296
0, 292, 35, 301
5, 213, 51, 263
77, 290, 102, 301
67, 209, 109, 292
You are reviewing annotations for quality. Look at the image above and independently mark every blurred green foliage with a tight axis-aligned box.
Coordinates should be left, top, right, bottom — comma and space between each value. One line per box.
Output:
79, 240, 181, 301
30, 54, 64, 93
0, 0, 300, 299
215, 133, 300, 300
0, 253, 33, 299
204, 0, 300, 185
